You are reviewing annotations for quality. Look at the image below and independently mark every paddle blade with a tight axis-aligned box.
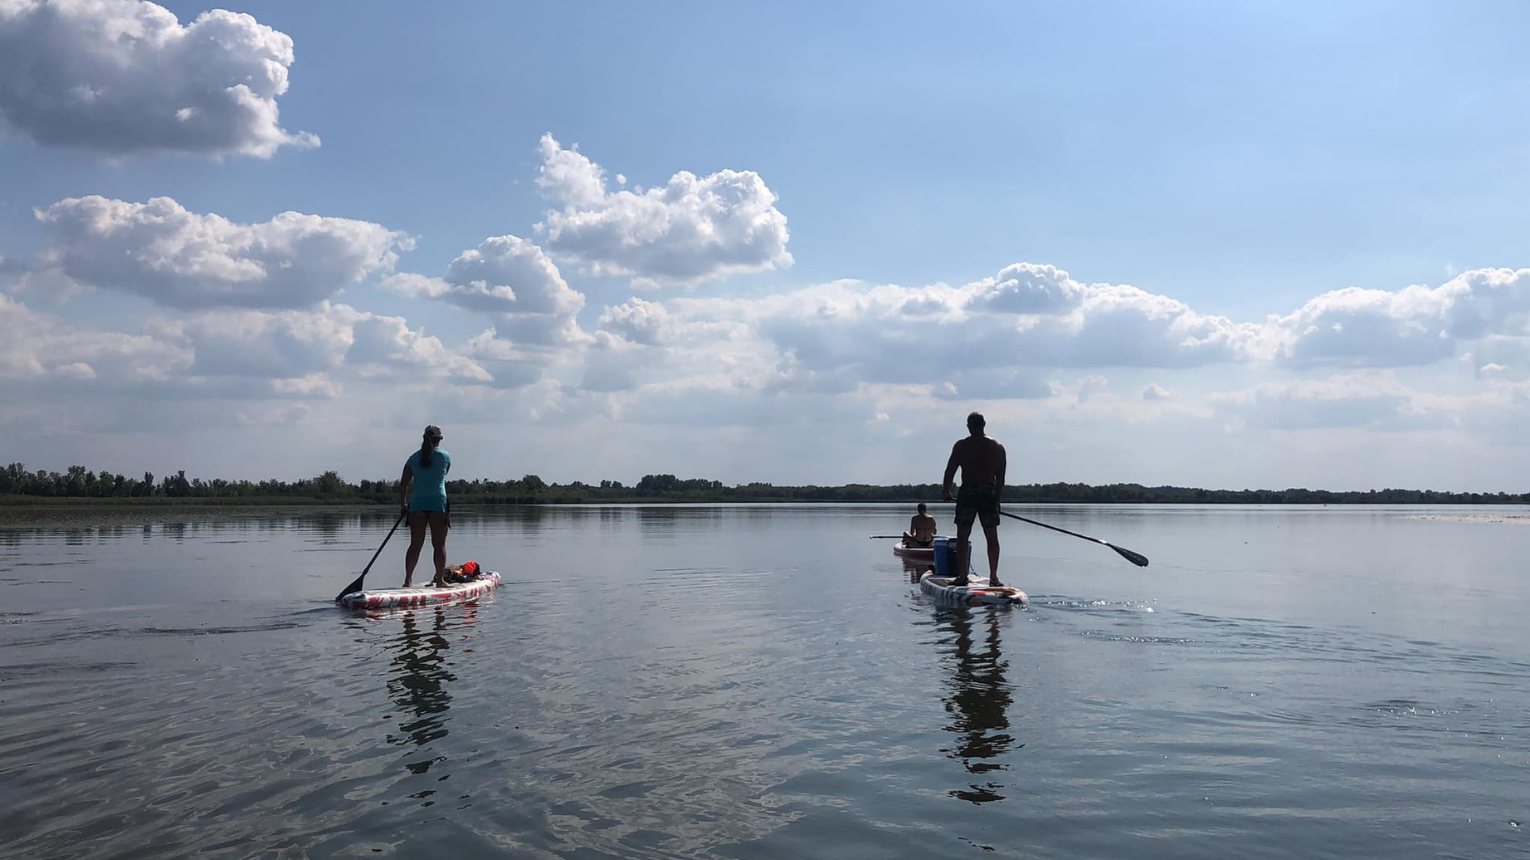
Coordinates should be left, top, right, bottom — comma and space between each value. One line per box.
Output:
335, 572, 366, 602
1111, 544, 1150, 567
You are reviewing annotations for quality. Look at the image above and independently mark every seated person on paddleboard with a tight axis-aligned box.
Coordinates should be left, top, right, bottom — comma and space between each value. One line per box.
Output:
400, 424, 451, 588
941, 411, 1006, 588
903, 502, 938, 547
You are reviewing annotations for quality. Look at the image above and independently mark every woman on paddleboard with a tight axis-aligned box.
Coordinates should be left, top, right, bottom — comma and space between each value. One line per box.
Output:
400, 425, 451, 587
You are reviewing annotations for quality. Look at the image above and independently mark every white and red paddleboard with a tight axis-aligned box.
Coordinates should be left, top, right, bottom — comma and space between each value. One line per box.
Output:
339, 572, 501, 610
919, 571, 1027, 606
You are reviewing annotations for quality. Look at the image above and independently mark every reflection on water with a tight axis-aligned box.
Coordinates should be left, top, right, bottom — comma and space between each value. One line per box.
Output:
311, 511, 347, 542
902, 557, 927, 582
2, 504, 1527, 860
936, 607, 1019, 804
386, 608, 458, 751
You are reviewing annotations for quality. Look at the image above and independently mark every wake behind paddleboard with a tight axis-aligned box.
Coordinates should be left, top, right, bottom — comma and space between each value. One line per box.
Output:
339, 572, 501, 610
919, 571, 1027, 606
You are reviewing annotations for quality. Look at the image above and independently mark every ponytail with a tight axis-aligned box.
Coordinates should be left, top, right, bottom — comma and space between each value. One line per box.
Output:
419, 435, 434, 468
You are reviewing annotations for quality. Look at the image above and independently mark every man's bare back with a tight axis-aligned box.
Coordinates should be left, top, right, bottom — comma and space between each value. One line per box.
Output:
945, 435, 1006, 489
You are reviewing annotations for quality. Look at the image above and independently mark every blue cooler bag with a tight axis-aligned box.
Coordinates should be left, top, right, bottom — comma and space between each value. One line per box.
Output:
933, 537, 970, 576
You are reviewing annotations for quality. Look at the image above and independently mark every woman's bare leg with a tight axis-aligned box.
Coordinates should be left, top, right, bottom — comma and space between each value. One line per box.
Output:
429, 512, 450, 586
404, 513, 428, 586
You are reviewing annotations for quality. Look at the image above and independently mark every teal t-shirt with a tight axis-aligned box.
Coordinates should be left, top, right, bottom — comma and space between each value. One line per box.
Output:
406, 448, 451, 511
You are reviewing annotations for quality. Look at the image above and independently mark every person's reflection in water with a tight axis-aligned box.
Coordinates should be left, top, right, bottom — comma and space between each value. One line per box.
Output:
938, 607, 1018, 804
387, 607, 457, 750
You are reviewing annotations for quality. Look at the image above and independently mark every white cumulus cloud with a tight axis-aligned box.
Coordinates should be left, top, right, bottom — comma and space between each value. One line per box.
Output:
969, 263, 1084, 315
386, 234, 585, 347
534, 134, 792, 287
36, 196, 407, 309
344, 310, 491, 383
597, 297, 676, 346
160, 305, 353, 379
1265, 268, 1530, 368
0, 0, 317, 158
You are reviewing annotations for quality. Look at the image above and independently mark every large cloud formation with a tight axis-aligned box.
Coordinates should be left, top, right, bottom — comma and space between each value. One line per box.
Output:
611, 264, 1259, 399
590, 264, 1530, 403
36, 196, 407, 309
0, 0, 316, 158
1266, 268, 1530, 368
535, 134, 792, 287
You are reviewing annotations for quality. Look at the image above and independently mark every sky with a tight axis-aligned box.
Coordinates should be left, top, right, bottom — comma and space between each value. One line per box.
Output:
2, 0, 1530, 491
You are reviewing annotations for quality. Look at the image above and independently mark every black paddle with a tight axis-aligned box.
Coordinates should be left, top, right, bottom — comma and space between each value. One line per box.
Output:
998, 510, 1149, 567
869, 535, 905, 539
335, 511, 407, 602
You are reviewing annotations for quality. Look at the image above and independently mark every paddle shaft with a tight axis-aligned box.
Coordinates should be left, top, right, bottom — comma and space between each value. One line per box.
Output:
335, 511, 407, 601
997, 509, 1149, 567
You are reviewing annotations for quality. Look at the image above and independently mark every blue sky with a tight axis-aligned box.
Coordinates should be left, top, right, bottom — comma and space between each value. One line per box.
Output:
3, 1, 1530, 490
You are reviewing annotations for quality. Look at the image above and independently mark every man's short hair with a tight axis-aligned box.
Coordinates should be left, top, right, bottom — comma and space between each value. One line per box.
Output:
967, 411, 985, 429
917, 503, 927, 513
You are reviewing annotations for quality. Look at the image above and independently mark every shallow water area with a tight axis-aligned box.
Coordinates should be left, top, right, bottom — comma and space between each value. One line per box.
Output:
1, 504, 1527, 859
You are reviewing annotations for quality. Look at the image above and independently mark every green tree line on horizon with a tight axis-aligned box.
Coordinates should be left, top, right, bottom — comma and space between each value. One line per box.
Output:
2, 463, 1526, 506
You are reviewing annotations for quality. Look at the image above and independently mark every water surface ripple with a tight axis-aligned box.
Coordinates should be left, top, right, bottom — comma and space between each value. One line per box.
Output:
1, 504, 1526, 858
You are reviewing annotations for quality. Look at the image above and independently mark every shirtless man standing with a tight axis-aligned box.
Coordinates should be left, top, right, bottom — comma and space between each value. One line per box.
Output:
941, 412, 1007, 587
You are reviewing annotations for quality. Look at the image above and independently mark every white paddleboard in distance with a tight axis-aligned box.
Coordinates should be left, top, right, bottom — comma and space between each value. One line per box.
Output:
893, 542, 935, 561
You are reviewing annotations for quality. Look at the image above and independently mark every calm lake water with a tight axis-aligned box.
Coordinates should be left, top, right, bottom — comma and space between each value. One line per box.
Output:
1, 504, 1527, 859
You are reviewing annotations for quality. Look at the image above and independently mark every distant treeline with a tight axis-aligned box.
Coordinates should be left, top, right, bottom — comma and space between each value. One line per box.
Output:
2, 464, 1526, 506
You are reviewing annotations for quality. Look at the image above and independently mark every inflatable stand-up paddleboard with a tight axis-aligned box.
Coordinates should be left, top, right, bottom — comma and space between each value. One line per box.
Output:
339, 572, 501, 610
892, 541, 936, 562
916, 536, 1026, 606
919, 572, 1027, 606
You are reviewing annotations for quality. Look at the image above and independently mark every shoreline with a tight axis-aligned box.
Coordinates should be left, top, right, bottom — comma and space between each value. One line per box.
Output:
3, 500, 1529, 530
